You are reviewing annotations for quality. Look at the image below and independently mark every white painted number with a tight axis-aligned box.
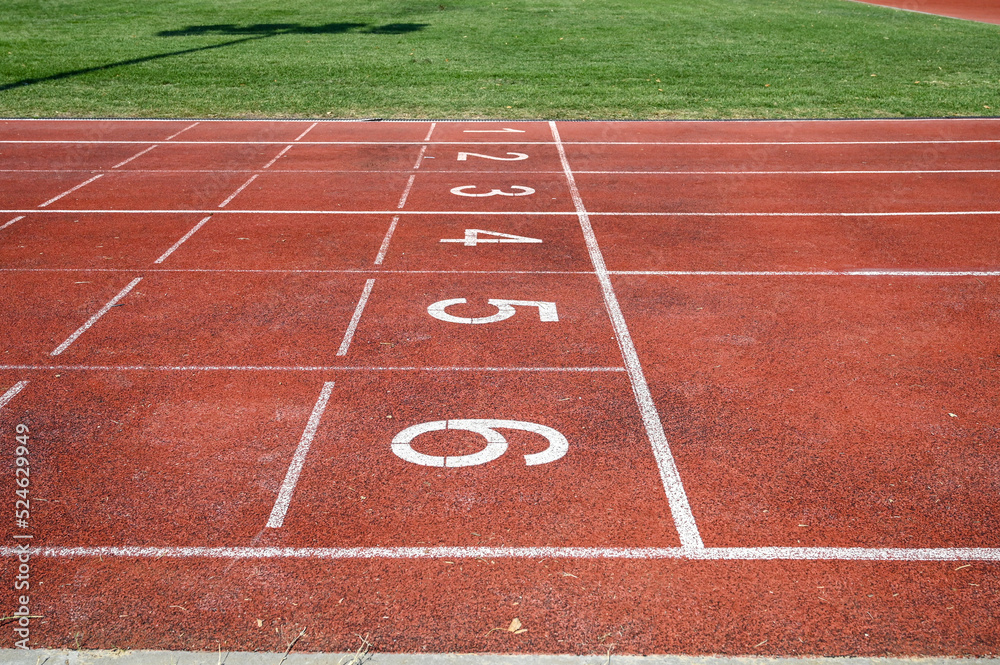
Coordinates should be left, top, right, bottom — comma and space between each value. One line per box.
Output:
440, 229, 542, 247
457, 152, 529, 162
427, 298, 558, 324
391, 419, 568, 467
462, 128, 526, 134
450, 185, 535, 197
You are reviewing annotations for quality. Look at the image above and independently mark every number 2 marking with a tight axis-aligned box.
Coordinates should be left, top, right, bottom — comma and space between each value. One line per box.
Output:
450, 185, 535, 197
457, 152, 529, 161
440, 229, 542, 246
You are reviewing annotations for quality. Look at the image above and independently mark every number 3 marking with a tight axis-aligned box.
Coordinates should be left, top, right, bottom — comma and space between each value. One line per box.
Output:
457, 152, 529, 161
391, 419, 569, 467
427, 298, 558, 324
450, 185, 535, 197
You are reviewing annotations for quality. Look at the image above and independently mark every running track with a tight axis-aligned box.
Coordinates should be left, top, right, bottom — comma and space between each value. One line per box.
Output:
1, 118, 999, 656
852, 0, 1000, 25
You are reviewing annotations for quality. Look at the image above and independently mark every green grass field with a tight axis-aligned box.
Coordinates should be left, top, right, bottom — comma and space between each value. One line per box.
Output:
1, 0, 998, 119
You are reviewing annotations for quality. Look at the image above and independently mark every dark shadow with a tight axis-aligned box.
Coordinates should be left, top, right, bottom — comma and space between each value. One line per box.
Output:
1, 21, 428, 92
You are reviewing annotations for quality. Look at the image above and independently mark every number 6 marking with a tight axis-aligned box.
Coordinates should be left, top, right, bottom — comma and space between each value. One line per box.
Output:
427, 298, 558, 324
391, 419, 569, 467
457, 152, 529, 161
450, 185, 535, 197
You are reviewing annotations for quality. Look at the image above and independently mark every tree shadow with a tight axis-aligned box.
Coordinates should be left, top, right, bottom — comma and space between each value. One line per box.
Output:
0, 21, 428, 92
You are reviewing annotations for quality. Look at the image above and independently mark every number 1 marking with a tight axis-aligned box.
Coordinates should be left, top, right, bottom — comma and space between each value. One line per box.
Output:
440, 229, 542, 247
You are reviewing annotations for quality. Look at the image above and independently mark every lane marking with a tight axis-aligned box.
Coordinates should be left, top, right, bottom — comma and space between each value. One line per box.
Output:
111, 144, 159, 169
153, 215, 212, 264
37, 174, 103, 207
397, 174, 416, 209
412, 144, 429, 170
1, 215, 25, 231
217, 174, 258, 208
50, 277, 142, 356
392, 419, 568, 468
428, 298, 558, 325
294, 122, 318, 142
10, 209, 1000, 217
0, 364, 626, 373
5, 139, 1000, 146
1, 268, 593, 275
9, 168, 1000, 176
612, 270, 1000, 277
0, 381, 28, 410
575, 169, 1000, 175
337, 279, 376, 356
266, 382, 336, 528
551, 120, 704, 550
463, 128, 527, 134
374, 215, 400, 265
450, 185, 535, 197
440, 229, 542, 246
162, 122, 199, 141
261, 145, 293, 170
423, 122, 437, 142
6, 545, 1000, 562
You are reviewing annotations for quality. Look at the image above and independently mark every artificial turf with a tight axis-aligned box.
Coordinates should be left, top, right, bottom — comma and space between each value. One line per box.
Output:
1, 0, 998, 119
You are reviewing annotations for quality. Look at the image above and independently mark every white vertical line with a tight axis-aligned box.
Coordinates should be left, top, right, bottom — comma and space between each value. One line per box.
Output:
374, 215, 400, 265
112, 144, 158, 169
294, 122, 318, 142
267, 382, 336, 528
422, 122, 437, 143
1, 216, 25, 231
218, 174, 258, 208
164, 122, 199, 141
396, 174, 416, 210
337, 279, 376, 356
412, 144, 429, 170
548, 120, 704, 550
261, 145, 293, 170
154, 215, 212, 264
0, 381, 28, 409
51, 277, 142, 356
38, 174, 103, 207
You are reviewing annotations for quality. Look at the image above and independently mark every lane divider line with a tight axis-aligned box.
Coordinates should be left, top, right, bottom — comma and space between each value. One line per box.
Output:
5, 139, 1000, 146
337, 279, 376, 356
374, 215, 400, 266
37, 174, 103, 207
111, 144, 159, 169
9, 209, 1000, 217
218, 174, 259, 208
396, 174, 417, 209
50, 277, 142, 356
422, 122, 437, 143
153, 215, 212, 264
260, 145, 293, 170
611, 270, 1000, 277
266, 382, 336, 528
0, 381, 28, 410
162, 122, 199, 141
412, 144, 429, 170
1, 215, 25, 231
294, 122, 318, 142
1, 268, 593, 276
5, 544, 999, 562
0, 364, 626, 373
550, 120, 705, 550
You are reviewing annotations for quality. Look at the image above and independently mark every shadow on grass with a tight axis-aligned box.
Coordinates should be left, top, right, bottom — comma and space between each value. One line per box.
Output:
0, 21, 428, 92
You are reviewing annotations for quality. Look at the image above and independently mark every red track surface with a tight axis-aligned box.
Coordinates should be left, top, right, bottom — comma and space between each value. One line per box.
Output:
1, 118, 1000, 656
852, 0, 1000, 25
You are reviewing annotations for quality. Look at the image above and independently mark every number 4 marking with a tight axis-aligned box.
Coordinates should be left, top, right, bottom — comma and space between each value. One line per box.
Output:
440, 229, 542, 247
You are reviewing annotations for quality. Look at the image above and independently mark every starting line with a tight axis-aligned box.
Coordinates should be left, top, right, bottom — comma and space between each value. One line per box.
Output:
3, 545, 1000, 562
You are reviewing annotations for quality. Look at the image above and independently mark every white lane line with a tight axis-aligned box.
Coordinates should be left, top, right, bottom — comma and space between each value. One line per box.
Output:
6, 545, 1000, 562
2, 268, 593, 276
10, 209, 1000, 217
294, 122, 318, 142
397, 174, 416, 209
337, 279, 376, 356
0, 381, 28, 410
153, 215, 212, 264
266, 382, 336, 528
260, 145, 293, 170
551, 120, 704, 550
37, 174, 103, 207
0, 364, 626, 373
576, 169, 1000, 175
1, 215, 25, 231
50, 277, 142, 356
423, 122, 437, 142
163, 122, 199, 141
218, 174, 259, 208
374, 215, 400, 265
612, 270, 1000, 277
412, 144, 429, 170
111, 144, 159, 169
5, 139, 1000, 146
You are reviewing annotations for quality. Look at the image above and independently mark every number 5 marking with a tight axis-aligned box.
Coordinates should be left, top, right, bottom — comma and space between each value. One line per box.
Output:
450, 185, 535, 197
391, 419, 569, 467
457, 152, 529, 161
427, 298, 558, 324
